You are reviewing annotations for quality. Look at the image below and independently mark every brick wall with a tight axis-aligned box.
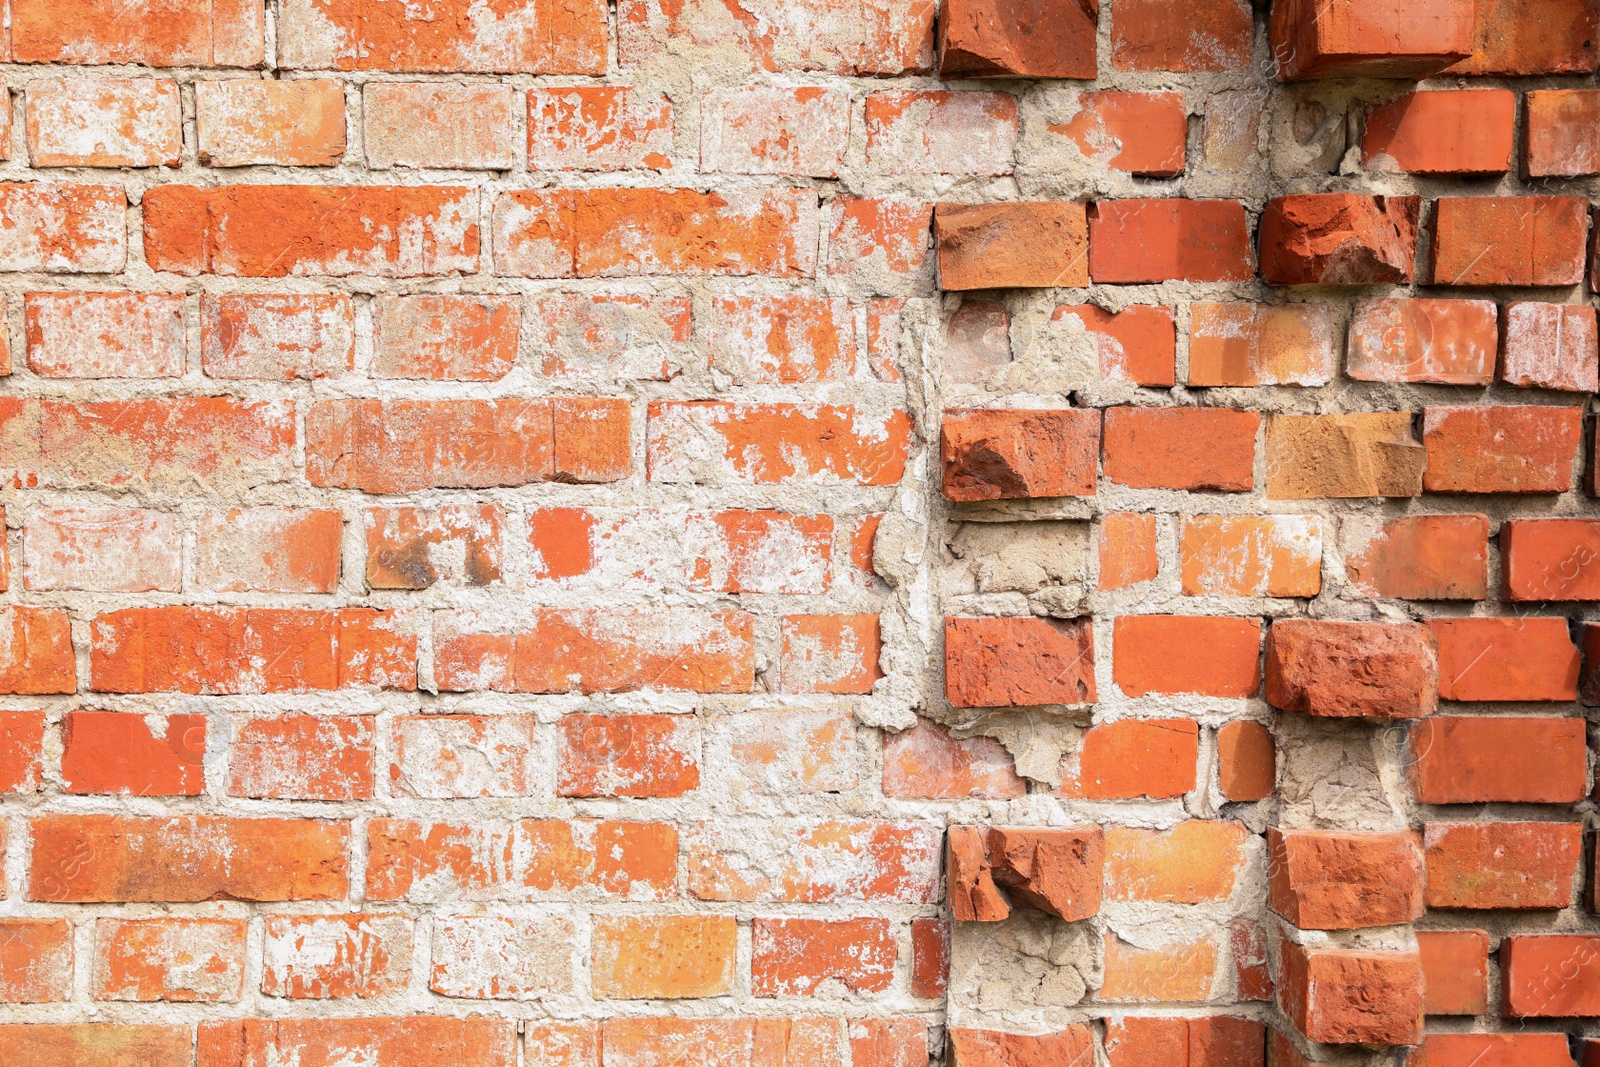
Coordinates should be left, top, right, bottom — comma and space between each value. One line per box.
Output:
0, 1, 1598, 1065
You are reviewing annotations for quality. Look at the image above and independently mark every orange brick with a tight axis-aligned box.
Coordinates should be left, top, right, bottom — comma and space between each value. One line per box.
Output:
194, 508, 342, 593
227, 714, 375, 801
1362, 89, 1514, 174
198, 1018, 514, 1067
196, 79, 347, 167
364, 83, 515, 169
935, 201, 1089, 289
14, 0, 263, 66
1429, 617, 1580, 701
911, 918, 949, 999
1113, 615, 1262, 697
1501, 301, 1599, 392
1346, 297, 1498, 384
0, 920, 71, 1003
946, 616, 1097, 707
709, 295, 855, 384
1421, 1033, 1579, 1067
0, 1024, 192, 1067
1424, 821, 1582, 910
827, 196, 934, 287
371, 294, 520, 381
781, 614, 883, 694
942, 408, 1100, 500
1217, 721, 1275, 801
522, 819, 678, 901
1179, 515, 1322, 597
528, 87, 673, 171
25, 78, 181, 167
1447, 0, 1598, 75
1105, 821, 1248, 902
1258, 193, 1420, 285
0, 711, 46, 794
1055, 304, 1176, 387
1527, 89, 1600, 177
940, 0, 1096, 77
0, 184, 125, 273
1277, 940, 1423, 1045
366, 505, 503, 589
261, 914, 412, 1000
1187, 302, 1336, 387
1055, 91, 1186, 176
1430, 196, 1589, 287
1090, 198, 1254, 283
1417, 929, 1488, 1016
94, 918, 245, 1002
949, 1028, 1096, 1067
592, 915, 736, 999
1099, 511, 1160, 590
752, 917, 896, 996
648, 402, 910, 484
1113, 0, 1254, 71
1067, 719, 1200, 800
1265, 412, 1425, 499
200, 293, 354, 379
1100, 932, 1220, 1002
1103, 407, 1259, 491
882, 718, 1025, 799
852, 1020, 927, 1067
1502, 518, 1600, 601
1502, 934, 1600, 1016
1104, 1017, 1266, 1067
1414, 716, 1588, 804
61, 710, 205, 797
0, 608, 75, 695
1422, 405, 1583, 494
1269, 0, 1471, 78
1340, 513, 1489, 600
1267, 829, 1425, 930
558, 713, 700, 798
864, 90, 1018, 175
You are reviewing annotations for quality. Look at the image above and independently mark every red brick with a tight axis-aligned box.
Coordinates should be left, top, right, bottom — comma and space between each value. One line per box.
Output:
144, 185, 479, 277
434, 608, 754, 694
826, 196, 934, 286
781, 614, 883, 694
22, 507, 181, 592
687, 819, 940, 903
709, 295, 854, 384
94, 917, 245, 1002
1104, 821, 1249, 903
525, 507, 597, 581
648, 402, 910, 485
687, 509, 833, 594
534, 293, 695, 379
0, 919, 71, 1003
1277, 940, 1423, 1045
1112, 0, 1254, 71
617, 0, 935, 74
430, 914, 577, 999
864, 91, 1018, 175
1501, 301, 1600, 392
1055, 304, 1176, 387
558, 713, 699, 798
600, 1018, 842, 1067
61, 710, 205, 797
1103, 407, 1258, 491
1101, 932, 1221, 1002
0, 184, 125, 273
522, 819, 678, 900
1188, 302, 1336, 387
1362, 90, 1513, 175
278, 0, 606, 73
1502, 519, 1600, 600
941, 408, 1100, 500
1234, 921, 1271, 1003
26, 78, 181, 168
1114, 615, 1261, 697
0, 711, 45, 794
1502, 934, 1600, 1016
1345, 297, 1498, 384
1104, 1017, 1265, 1067
1099, 511, 1160, 590
364, 820, 515, 902
491, 188, 819, 279
228, 714, 375, 801
1413, 716, 1586, 803
939, 0, 1095, 76
0, 608, 75, 695
198, 1018, 515, 1067
371, 294, 519, 381
1089, 199, 1253, 282
29, 815, 347, 903
1265, 412, 1425, 499
1527, 89, 1600, 177
308, 397, 628, 492
193, 508, 342, 594
1267, 828, 1423, 930
935, 201, 1089, 289
1268, 0, 1471, 78
1417, 929, 1489, 1016
1340, 514, 1489, 600
882, 718, 1025, 799
1217, 721, 1274, 801
195, 79, 347, 167
1422, 405, 1582, 493
702, 86, 850, 177
1447, 0, 1599, 74
947, 826, 1105, 921
528, 87, 673, 171
752, 918, 896, 996
1067, 719, 1200, 800
1259, 194, 1420, 284
1055, 92, 1186, 176
1430, 617, 1580, 701
262, 914, 412, 999
852, 1020, 926, 1067
948, 1027, 1096, 1067
366, 505, 503, 590
200, 293, 354, 379
945, 616, 1096, 707
592, 915, 735, 999
363, 83, 515, 169
1431, 196, 1589, 286
12, 0, 264, 66
0, 1024, 192, 1067
1424, 821, 1582, 909
92, 607, 414, 694
911, 918, 949, 999
1179, 515, 1322, 597
1421, 1034, 1578, 1067
1265, 620, 1439, 720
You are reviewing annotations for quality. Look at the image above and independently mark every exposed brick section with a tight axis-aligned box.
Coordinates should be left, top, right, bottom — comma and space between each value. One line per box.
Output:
941, 408, 1099, 500
1424, 821, 1583, 909
1278, 940, 1424, 1045
1188, 302, 1335, 387
1422, 405, 1583, 494
195, 80, 347, 167
1341, 514, 1489, 600
1258, 194, 1421, 284
1088, 198, 1254, 282
1269, 0, 1471, 78
1430, 196, 1590, 286
945, 616, 1096, 707
1362, 89, 1514, 174
1345, 297, 1498, 384
1264, 620, 1439, 719
1418, 929, 1490, 1016
1267, 829, 1425, 929
935, 201, 1089, 289
939, 0, 1097, 77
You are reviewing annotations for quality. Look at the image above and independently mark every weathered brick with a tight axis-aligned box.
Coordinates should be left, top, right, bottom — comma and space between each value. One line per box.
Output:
1089, 199, 1253, 282
1361, 89, 1513, 174
26, 78, 182, 167
390, 714, 534, 799
23, 507, 182, 592
709, 295, 854, 384
1424, 821, 1582, 909
1114, 615, 1261, 697
0, 711, 46, 795
1057, 304, 1176, 387
0, 1024, 192, 1067
25, 291, 184, 380
1269, 0, 1471, 78
1264, 620, 1439, 719
1103, 407, 1259, 491
1264, 412, 1425, 499
882, 718, 1025, 799
686, 509, 833, 594
945, 616, 1096, 706
1259, 194, 1421, 284
948, 1027, 1096, 1067
648, 402, 909, 484
200, 293, 354, 379
227, 714, 375, 801
366, 505, 503, 590
1430, 616, 1580, 701
262, 914, 412, 999
528, 87, 674, 171
935, 201, 1089, 289
1103, 1017, 1265, 1067
364, 83, 516, 169
702, 86, 851, 177
1500, 301, 1599, 392
1187, 302, 1336, 387
1340, 514, 1489, 600
1526, 89, 1600, 177
1066, 718, 1200, 799
196, 79, 347, 167
941, 408, 1100, 500
1113, 0, 1255, 71
911, 918, 949, 999
534, 293, 694, 379
0, 919, 71, 1003
618, 0, 936, 74
61, 710, 205, 797
865, 90, 1018, 175
780, 614, 883, 694
430, 914, 575, 999
725, 709, 858, 796
94, 917, 246, 1002
826, 196, 934, 289
1345, 297, 1498, 384
752, 918, 896, 996
194, 508, 342, 594
0, 608, 75, 695
1422, 405, 1582, 493
371, 294, 519, 381
558, 713, 700, 798
198, 1018, 515, 1067
0, 184, 125, 273
1179, 515, 1322, 597
1431, 196, 1590, 286
1267, 828, 1424, 929
1098, 511, 1160, 589
687, 819, 940, 903
1056, 91, 1186, 177
13, 0, 264, 66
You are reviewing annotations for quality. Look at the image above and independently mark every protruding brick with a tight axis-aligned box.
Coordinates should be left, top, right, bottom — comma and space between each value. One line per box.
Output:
945, 616, 1096, 707
1068, 718, 1200, 800
94, 917, 246, 1002
1431, 196, 1589, 287
1502, 518, 1600, 600
1424, 821, 1582, 909
1265, 620, 1439, 719
947, 825, 1009, 921
1341, 514, 1488, 600
1501, 302, 1600, 392
1103, 407, 1259, 492
1112, 0, 1255, 72
1179, 515, 1322, 598
1056, 92, 1187, 177
752, 918, 896, 996
1267, 829, 1424, 929
1526, 89, 1600, 177
701, 86, 851, 177
1417, 930, 1489, 1016
1089, 199, 1253, 283
193, 508, 342, 594
864, 91, 1018, 175
1056, 304, 1176, 387
1259, 194, 1421, 284
648, 402, 910, 485
1345, 298, 1498, 384
528, 87, 673, 171
1503, 934, 1600, 1016
201, 294, 354, 379
1430, 617, 1580, 701
1414, 716, 1588, 804
1447, 0, 1599, 75
939, 0, 1097, 77
941, 408, 1100, 500
935, 201, 1088, 289
989, 826, 1106, 920
0, 184, 125, 273
364, 83, 515, 169
196, 79, 347, 167
1362, 90, 1513, 174
1278, 940, 1423, 1045
1187, 302, 1336, 387
13, 0, 264, 66
26, 78, 182, 168
1422, 405, 1582, 494
1114, 615, 1261, 697
61, 710, 205, 797
1217, 721, 1275, 801
1269, 0, 1472, 78
1265, 413, 1425, 499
